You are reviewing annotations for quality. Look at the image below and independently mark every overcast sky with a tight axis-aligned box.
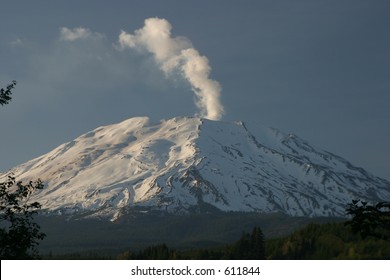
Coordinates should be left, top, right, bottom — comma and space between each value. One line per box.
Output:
1, 0, 389, 180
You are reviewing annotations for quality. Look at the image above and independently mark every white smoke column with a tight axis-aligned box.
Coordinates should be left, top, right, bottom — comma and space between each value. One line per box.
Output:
118, 18, 224, 120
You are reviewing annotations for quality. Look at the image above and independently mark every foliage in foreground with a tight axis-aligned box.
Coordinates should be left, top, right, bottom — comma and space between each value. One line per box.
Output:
346, 199, 390, 241
0, 176, 46, 259
1, 80, 46, 259
0, 80, 16, 106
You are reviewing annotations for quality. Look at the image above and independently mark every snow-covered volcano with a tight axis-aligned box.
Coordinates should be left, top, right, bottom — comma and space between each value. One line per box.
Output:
2, 116, 389, 220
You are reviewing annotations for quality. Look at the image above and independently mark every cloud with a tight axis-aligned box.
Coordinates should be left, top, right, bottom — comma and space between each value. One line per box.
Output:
59, 27, 93, 41
13, 28, 119, 102
118, 17, 224, 120
9, 38, 23, 47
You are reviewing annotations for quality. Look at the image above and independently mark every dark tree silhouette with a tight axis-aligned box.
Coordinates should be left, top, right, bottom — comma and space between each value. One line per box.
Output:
0, 176, 46, 259
1, 81, 46, 259
231, 227, 265, 259
346, 199, 390, 241
0, 80, 16, 106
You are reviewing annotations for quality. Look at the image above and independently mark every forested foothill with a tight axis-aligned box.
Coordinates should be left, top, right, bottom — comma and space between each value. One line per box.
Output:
41, 200, 390, 260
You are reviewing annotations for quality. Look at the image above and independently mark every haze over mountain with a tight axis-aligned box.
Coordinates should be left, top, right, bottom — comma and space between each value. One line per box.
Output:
2, 116, 389, 221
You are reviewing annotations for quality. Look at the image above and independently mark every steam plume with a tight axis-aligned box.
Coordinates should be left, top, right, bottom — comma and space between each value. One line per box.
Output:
118, 18, 224, 120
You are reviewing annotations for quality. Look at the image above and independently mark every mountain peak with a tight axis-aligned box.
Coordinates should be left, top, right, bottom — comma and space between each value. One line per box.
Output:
2, 116, 389, 220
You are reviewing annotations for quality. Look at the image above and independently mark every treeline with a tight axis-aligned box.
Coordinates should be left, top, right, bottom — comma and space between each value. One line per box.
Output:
118, 227, 266, 260
43, 200, 390, 260
266, 222, 389, 259
131, 200, 390, 260
115, 222, 389, 260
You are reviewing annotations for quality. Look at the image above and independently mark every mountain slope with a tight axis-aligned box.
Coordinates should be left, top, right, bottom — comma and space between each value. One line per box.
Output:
2, 116, 389, 220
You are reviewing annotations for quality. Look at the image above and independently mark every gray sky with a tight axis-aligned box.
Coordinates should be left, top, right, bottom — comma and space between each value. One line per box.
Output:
1, 0, 389, 180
